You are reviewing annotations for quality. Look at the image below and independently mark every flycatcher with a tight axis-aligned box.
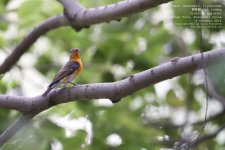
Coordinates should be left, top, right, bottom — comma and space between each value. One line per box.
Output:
42, 48, 83, 97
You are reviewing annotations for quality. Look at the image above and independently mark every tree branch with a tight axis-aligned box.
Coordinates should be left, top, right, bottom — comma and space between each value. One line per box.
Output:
0, 0, 173, 74
0, 95, 32, 112
0, 15, 69, 74
0, 114, 35, 146
0, 48, 225, 112
0, 48, 224, 146
60, 0, 173, 29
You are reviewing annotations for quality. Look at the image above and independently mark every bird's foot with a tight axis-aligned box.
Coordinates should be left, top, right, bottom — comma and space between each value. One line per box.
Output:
69, 82, 77, 86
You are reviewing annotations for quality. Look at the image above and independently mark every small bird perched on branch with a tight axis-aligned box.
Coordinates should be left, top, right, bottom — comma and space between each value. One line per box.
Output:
42, 48, 83, 97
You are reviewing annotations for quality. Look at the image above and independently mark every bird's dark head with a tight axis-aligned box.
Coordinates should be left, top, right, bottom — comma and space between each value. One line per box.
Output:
70, 48, 81, 60
70, 48, 80, 54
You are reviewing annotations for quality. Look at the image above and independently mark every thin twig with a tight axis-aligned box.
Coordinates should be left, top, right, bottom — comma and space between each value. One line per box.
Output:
157, 122, 225, 148
194, 0, 210, 144
205, 74, 225, 107
192, 122, 225, 146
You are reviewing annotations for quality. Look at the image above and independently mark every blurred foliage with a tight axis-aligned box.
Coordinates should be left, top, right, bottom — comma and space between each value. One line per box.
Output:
1, 0, 225, 149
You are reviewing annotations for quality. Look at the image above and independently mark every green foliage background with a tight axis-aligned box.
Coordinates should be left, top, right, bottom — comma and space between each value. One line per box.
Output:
0, 0, 225, 149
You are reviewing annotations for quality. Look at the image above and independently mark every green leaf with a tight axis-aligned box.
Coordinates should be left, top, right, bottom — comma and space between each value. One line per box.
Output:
166, 90, 184, 107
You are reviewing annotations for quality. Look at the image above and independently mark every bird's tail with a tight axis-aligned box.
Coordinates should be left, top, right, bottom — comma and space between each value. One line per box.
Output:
42, 84, 56, 97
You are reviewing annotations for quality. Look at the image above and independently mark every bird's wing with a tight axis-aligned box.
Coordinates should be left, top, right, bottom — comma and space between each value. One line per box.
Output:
48, 60, 80, 87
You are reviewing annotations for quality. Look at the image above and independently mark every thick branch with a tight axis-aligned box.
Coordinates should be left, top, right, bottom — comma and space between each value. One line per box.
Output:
0, 48, 225, 146
0, 114, 35, 146
0, 15, 69, 74
1, 48, 225, 113
0, 95, 32, 112
60, 0, 173, 28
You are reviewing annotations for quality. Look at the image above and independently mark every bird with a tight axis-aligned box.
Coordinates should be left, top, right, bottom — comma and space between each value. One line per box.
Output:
42, 48, 83, 97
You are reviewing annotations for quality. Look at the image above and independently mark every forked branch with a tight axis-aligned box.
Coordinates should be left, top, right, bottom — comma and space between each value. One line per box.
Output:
0, 48, 225, 146
0, 0, 173, 74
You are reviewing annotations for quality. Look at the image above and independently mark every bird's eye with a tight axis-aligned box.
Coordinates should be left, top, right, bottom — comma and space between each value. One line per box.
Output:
70, 49, 75, 53
70, 48, 79, 54
76, 49, 80, 53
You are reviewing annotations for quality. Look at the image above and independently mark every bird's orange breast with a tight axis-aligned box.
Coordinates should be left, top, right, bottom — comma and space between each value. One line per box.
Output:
71, 51, 83, 77
74, 59, 83, 76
